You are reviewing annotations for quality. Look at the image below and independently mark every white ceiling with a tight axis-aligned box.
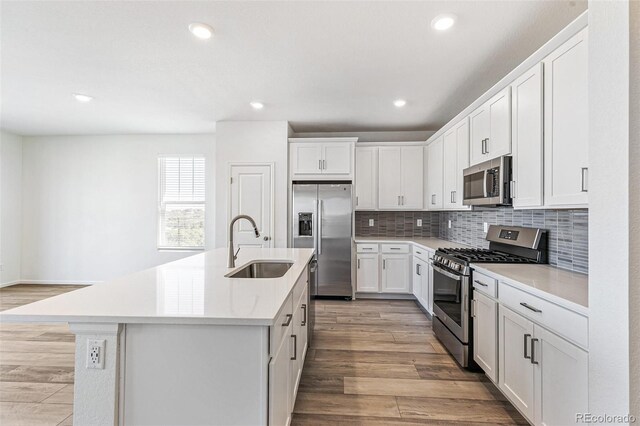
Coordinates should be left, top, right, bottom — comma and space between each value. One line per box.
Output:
1, 1, 587, 136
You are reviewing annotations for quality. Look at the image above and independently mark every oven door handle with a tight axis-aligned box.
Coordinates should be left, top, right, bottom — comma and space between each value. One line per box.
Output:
432, 264, 462, 281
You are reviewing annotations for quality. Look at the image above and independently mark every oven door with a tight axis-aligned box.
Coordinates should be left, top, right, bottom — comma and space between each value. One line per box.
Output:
432, 264, 469, 343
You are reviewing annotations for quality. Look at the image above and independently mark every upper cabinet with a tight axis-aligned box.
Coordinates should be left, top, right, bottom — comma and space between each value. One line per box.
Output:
354, 147, 378, 210
543, 28, 589, 207
511, 63, 544, 209
378, 146, 424, 210
470, 87, 512, 166
442, 118, 471, 210
426, 137, 444, 210
289, 138, 356, 180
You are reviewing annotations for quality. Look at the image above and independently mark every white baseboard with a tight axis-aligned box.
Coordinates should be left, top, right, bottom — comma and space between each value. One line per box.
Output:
0, 280, 21, 288
7, 280, 102, 286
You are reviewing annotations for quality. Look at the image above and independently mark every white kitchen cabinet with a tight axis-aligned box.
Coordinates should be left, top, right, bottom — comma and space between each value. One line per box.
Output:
381, 254, 410, 293
443, 118, 471, 210
543, 28, 589, 207
355, 147, 378, 210
289, 285, 308, 408
289, 139, 355, 179
356, 253, 380, 292
412, 256, 429, 310
426, 136, 444, 210
499, 305, 535, 421
473, 290, 498, 383
498, 303, 588, 426
470, 87, 511, 166
511, 63, 544, 208
378, 146, 424, 209
269, 321, 291, 426
427, 257, 434, 314
534, 324, 588, 426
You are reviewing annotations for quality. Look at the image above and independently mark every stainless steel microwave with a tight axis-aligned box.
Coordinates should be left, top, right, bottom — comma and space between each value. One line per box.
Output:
463, 156, 512, 206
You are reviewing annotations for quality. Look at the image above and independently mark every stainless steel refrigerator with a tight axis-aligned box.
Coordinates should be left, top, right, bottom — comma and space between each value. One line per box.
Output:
292, 183, 352, 298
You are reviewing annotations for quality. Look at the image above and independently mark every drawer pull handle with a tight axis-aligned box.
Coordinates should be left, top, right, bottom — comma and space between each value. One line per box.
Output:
390, 247, 401, 250
530, 338, 539, 364
282, 314, 293, 326
291, 334, 297, 360
301, 304, 307, 326
520, 302, 542, 313
474, 280, 488, 287
523, 333, 531, 359
416, 251, 422, 255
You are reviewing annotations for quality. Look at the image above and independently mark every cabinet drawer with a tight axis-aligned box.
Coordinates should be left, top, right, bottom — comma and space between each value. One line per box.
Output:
271, 294, 293, 355
292, 267, 308, 305
499, 282, 588, 348
381, 244, 409, 254
412, 246, 430, 263
472, 271, 498, 298
356, 243, 379, 253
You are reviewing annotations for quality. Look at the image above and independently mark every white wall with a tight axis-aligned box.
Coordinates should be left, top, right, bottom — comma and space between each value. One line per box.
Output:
215, 121, 289, 249
0, 130, 23, 286
21, 134, 215, 283
588, 0, 635, 419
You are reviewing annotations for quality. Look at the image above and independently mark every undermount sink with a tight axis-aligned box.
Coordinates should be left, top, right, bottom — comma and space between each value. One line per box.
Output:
226, 261, 294, 279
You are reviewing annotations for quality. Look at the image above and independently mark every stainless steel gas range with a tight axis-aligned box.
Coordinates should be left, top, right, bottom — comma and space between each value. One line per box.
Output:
432, 225, 548, 368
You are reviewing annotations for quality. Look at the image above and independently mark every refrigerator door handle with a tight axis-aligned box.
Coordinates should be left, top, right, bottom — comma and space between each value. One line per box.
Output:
317, 199, 322, 255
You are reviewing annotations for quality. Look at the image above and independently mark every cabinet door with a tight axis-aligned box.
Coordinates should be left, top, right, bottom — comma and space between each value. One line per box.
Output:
543, 28, 588, 207
426, 137, 444, 210
381, 255, 409, 293
412, 256, 422, 301
291, 143, 322, 175
486, 87, 512, 159
498, 305, 535, 422
356, 254, 379, 292
443, 128, 458, 209
378, 147, 402, 209
400, 146, 424, 209
418, 259, 429, 310
534, 325, 588, 426
454, 119, 470, 209
323, 143, 352, 175
473, 291, 498, 383
269, 328, 291, 426
289, 306, 302, 409
299, 286, 309, 364
470, 106, 489, 166
512, 63, 544, 208
426, 260, 434, 314
355, 147, 378, 210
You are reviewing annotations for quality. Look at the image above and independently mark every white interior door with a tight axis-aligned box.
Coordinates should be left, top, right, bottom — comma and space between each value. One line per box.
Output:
229, 164, 273, 248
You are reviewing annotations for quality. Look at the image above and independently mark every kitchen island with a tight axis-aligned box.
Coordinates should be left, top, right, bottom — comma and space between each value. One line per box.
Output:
1, 247, 314, 426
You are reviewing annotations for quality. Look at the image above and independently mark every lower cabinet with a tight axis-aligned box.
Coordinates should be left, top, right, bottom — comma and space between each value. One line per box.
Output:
356, 253, 379, 292
412, 256, 430, 312
381, 254, 410, 293
498, 304, 588, 425
473, 290, 498, 383
269, 271, 309, 426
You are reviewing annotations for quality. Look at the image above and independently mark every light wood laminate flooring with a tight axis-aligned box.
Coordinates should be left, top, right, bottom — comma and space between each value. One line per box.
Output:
1, 285, 526, 425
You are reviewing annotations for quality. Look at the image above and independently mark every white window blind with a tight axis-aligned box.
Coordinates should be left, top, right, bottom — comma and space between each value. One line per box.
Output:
158, 156, 205, 249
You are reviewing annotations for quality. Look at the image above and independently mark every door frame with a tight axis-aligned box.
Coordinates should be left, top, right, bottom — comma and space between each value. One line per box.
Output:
227, 162, 275, 248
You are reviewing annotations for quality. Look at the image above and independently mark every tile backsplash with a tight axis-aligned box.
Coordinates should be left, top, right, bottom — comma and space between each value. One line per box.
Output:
355, 208, 588, 274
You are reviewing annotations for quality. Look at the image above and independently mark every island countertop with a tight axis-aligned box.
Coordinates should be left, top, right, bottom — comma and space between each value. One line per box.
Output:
0, 248, 315, 326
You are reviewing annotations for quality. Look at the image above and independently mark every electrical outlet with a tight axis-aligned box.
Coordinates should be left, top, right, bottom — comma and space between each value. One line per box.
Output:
448, 220, 452, 229
86, 339, 105, 369
368, 219, 375, 227
483, 222, 489, 233
416, 219, 422, 227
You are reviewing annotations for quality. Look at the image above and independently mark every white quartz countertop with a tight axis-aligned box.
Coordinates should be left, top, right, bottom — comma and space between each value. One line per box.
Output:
354, 236, 470, 251
0, 248, 314, 326
471, 263, 589, 314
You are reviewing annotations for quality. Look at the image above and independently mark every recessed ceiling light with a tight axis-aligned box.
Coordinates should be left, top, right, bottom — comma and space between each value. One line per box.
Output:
431, 14, 457, 31
73, 93, 93, 102
189, 23, 214, 39
393, 99, 407, 108
250, 101, 264, 110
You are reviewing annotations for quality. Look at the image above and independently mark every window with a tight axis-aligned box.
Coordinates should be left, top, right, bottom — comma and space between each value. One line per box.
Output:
158, 156, 205, 250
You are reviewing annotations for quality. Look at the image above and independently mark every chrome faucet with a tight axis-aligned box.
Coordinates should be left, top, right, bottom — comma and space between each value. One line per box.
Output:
228, 214, 260, 268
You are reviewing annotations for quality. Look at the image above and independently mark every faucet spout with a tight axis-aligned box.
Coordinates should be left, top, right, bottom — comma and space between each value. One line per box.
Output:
228, 214, 260, 268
